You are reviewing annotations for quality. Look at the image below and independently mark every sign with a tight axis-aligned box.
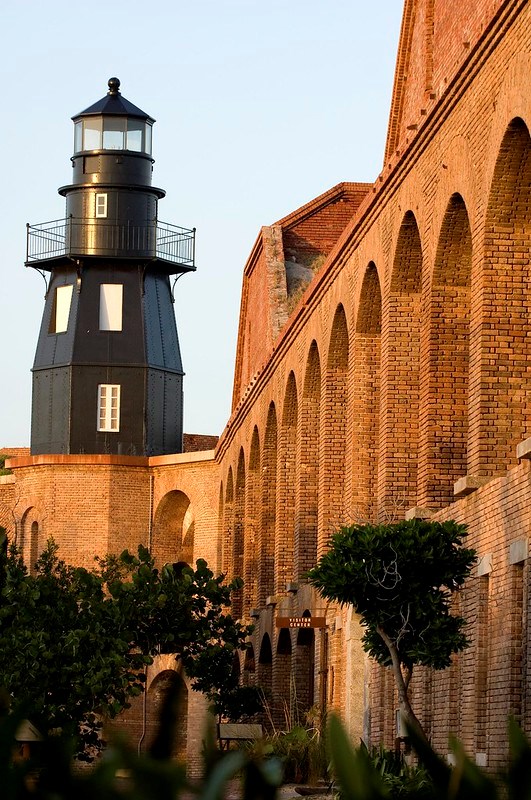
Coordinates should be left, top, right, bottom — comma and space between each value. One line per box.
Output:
276, 616, 327, 629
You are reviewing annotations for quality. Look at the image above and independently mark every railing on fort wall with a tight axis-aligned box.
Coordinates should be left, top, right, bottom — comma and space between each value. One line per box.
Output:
26, 218, 196, 270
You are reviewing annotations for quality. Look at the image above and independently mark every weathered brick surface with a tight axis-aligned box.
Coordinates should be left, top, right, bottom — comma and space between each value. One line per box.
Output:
214, 0, 531, 765
1, 0, 530, 775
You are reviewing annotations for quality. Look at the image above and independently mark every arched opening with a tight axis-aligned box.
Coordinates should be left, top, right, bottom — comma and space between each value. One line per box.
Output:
259, 404, 277, 605
244, 428, 260, 611
152, 490, 194, 568
471, 118, 531, 474
30, 522, 39, 574
20, 507, 41, 574
352, 263, 382, 520
418, 193, 471, 506
243, 643, 256, 687
257, 633, 273, 711
217, 481, 224, 574
232, 449, 246, 618
222, 468, 234, 577
381, 212, 422, 514
294, 610, 315, 721
276, 372, 298, 593
295, 342, 321, 578
274, 628, 293, 726
144, 669, 188, 761
320, 305, 349, 553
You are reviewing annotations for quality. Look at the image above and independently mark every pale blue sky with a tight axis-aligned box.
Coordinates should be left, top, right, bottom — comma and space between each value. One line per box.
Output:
1, 1, 403, 445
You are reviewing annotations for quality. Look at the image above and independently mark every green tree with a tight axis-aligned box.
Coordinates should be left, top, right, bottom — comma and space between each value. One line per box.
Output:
0, 530, 257, 759
307, 519, 476, 747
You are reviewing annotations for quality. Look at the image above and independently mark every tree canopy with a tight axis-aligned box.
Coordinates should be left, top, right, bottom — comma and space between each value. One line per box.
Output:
307, 518, 476, 744
0, 531, 257, 758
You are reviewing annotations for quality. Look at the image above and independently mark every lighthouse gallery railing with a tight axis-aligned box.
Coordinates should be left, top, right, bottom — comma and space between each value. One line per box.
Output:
26, 217, 196, 270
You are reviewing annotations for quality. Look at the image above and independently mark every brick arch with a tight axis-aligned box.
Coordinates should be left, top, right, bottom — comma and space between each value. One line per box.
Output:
294, 609, 315, 719
243, 642, 256, 687
356, 262, 382, 335
20, 505, 42, 574
276, 372, 298, 593
351, 262, 382, 520
232, 449, 246, 617
217, 481, 224, 574
380, 211, 423, 515
257, 632, 273, 706
152, 490, 193, 568
244, 427, 260, 611
469, 118, 531, 474
222, 467, 234, 576
319, 305, 349, 552
295, 341, 321, 579
418, 193, 472, 507
143, 668, 188, 761
259, 403, 277, 604
274, 627, 293, 726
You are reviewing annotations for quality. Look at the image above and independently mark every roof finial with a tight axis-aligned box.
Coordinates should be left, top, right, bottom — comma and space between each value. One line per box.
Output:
108, 77, 120, 96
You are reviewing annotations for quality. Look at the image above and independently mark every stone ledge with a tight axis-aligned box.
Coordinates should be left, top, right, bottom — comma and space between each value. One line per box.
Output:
509, 538, 528, 565
0, 474, 15, 485
405, 506, 433, 520
477, 553, 492, 577
516, 437, 531, 460
453, 475, 490, 497
266, 595, 282, 606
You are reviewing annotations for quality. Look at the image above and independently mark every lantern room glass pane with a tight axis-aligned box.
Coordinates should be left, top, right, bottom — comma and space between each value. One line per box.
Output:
83, 118, 102, 150
102, 117, 125, 150
126, 120, 143, 152
74, 121, 83, 153
145, 123, 152, 155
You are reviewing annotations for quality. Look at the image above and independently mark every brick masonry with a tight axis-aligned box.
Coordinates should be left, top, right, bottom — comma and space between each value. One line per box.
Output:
1, 0, 531, 774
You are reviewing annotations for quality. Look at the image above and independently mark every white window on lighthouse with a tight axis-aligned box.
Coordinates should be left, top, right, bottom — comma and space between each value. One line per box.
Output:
99, 284, 123, 331
97, 384, 120, 432
95, 193, 108, 218
50, 284, 73, 334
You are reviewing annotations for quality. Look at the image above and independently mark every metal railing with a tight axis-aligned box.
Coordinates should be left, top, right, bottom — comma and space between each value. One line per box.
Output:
26, 218, 196, 270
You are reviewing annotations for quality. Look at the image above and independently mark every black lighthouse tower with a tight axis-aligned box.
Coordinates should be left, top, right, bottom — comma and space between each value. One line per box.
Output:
27, 78, 195, 456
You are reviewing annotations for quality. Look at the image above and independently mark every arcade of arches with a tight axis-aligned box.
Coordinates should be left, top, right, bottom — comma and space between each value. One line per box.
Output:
2, 0, 531, 776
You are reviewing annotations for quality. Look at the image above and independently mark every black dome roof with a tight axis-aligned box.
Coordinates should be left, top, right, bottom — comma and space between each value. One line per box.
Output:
72, 78, 154, 122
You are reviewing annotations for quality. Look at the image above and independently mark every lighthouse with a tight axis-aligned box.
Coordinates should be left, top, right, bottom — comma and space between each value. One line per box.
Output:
27, 78, 195, 456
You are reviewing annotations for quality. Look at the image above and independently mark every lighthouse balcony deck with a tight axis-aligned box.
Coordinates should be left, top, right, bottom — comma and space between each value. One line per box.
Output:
25, 217, 196, 273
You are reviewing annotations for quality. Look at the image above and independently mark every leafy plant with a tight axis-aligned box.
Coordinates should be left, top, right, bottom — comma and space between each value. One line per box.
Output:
262, 724, 326, 784
2, 702, 531, 800
328, 712, 531, 800
308, 520, 476, 747
0, 531, 253, 759
0, 455, 11, 477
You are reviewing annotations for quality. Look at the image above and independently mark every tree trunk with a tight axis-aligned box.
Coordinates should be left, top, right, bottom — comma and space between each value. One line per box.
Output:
376, 626, 430, 751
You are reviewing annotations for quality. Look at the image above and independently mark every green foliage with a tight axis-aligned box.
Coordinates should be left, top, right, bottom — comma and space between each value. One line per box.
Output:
307, 520, 476, 672
0, 455, 11, 476
0, 535, 253, 759
328, 712, 531, 800
1, 704, 531, 800
361, 744, 433, 798
0, 702, 283, 800
258, 724, 327, 785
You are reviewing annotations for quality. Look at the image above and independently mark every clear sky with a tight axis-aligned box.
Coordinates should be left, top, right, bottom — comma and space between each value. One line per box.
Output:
0, 1, 403, 446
